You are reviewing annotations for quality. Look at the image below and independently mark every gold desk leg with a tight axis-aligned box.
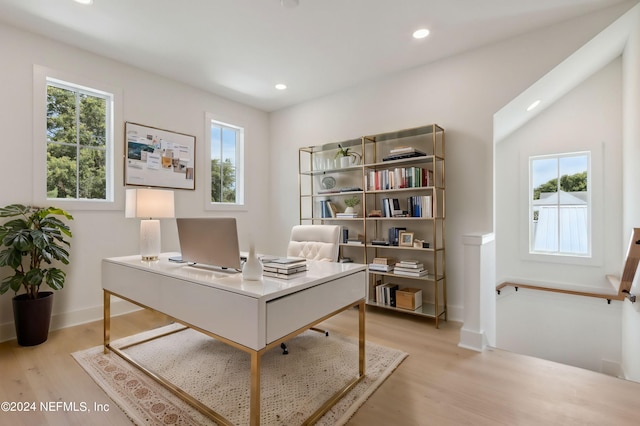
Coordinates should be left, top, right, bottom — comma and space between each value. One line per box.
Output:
250, 350, 261, 426
359, 300, 365, 377
103, 291, 110, 354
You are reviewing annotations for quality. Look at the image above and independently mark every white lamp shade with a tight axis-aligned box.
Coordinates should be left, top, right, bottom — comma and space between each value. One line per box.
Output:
126, 188, 175, 219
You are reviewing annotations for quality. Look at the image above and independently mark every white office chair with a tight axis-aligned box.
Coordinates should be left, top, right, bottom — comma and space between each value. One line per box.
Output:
286, 224, 341, 262
281, 224, 341, 354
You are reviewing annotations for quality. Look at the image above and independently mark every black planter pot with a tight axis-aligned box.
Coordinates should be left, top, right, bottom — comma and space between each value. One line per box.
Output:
12, 291, 54, 346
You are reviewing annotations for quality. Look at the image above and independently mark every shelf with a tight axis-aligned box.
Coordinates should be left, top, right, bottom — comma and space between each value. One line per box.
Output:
365, 186, 434, 194
368, 270, 444, 282
365, 155, 438, 169
299, 123, 446, 328
366, 300, 446, 319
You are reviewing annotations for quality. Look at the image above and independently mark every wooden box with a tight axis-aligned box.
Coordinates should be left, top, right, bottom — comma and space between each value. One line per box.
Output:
396, 288, 422, 310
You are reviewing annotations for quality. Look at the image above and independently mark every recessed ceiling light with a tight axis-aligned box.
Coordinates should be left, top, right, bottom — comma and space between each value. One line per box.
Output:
275, 83, 287, 90
74, 0, 93, 5
527, 100, 541, 111
412, 28, 430, 39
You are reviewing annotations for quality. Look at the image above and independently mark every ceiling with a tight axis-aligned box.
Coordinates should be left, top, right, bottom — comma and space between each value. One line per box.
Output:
0, 0, 632, 112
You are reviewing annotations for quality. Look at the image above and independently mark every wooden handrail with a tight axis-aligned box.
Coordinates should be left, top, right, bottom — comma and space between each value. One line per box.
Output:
496, 282, 625, 302
496, 228, 640, 303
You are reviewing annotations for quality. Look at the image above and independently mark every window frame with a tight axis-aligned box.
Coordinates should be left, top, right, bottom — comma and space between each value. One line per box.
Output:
204, 112, 247, 212
528, 151, 592, 258
33, 65, 123, 211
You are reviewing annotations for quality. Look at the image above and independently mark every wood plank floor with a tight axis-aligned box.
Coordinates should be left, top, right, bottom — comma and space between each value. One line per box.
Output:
0, 307, 638, 425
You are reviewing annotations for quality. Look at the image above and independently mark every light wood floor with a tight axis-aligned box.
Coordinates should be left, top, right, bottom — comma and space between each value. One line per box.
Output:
0, 307, 638, 426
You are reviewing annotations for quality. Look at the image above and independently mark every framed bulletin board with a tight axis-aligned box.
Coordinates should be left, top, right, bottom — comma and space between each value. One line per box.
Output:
125, 122, 196, 190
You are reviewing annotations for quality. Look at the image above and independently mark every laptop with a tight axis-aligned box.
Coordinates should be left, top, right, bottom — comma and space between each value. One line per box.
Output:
175, 218, 242, 271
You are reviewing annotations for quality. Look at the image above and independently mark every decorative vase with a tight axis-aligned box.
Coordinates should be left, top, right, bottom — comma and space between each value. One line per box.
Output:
12, 291, 54, 346
340, 156, 351, 168
344, 206, 355, 214
243, 244, 263, 281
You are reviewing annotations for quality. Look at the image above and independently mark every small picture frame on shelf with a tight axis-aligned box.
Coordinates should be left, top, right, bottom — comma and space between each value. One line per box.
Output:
398, 231, 414, 247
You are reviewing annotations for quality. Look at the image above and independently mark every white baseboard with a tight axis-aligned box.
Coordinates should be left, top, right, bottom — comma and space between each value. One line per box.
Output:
0, 298, 141, 344
601, 358, 622, 377
458, 327, 486, 352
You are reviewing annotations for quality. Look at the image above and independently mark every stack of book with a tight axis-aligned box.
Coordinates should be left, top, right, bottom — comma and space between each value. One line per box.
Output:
368, 257, 396, 273
336, 212, 358, 218
382, 146, 427, 162
393, 260, 428, 277
262, 258, 307, 279
375, 282, 399, 307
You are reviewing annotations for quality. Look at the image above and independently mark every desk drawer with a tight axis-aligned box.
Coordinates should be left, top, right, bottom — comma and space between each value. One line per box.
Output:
265, 270, 365, 344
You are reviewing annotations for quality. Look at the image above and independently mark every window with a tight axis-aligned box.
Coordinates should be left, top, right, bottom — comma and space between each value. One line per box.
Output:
530, 152, 590, 256
208, 118, 244, 206
46, 78, 113, 201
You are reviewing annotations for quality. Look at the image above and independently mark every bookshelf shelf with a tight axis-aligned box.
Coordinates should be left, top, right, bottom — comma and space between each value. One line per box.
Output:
298, 124, 446, 327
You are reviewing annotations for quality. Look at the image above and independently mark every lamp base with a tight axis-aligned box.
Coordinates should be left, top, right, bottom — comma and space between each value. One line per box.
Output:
140, 219, 161, 261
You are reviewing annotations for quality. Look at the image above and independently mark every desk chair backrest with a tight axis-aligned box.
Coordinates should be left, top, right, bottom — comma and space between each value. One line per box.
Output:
286, 225, 340, 262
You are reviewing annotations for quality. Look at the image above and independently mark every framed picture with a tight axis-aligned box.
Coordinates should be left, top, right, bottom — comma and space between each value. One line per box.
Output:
398, 231, 414, 247
125, 122, 195, 190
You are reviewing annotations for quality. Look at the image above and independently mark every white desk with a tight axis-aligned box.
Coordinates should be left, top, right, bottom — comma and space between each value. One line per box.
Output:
102, 253, 367, 426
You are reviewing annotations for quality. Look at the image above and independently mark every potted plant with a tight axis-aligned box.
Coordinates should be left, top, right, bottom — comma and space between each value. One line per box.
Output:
344, 196, 361, 214
0, 204, 73, 346
335, 144, 361, 168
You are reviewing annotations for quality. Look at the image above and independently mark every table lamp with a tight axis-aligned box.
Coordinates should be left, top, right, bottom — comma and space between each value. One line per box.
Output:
125, 188, 175, 261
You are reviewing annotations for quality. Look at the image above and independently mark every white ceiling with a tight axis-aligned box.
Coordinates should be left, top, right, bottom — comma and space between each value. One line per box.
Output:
0, 0, 631, 112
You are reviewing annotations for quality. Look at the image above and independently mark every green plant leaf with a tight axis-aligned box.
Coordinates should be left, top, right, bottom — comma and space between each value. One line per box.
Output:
0, 274, 25, 295
45, 268, 65, 291
0, 247, 23, 269
24, 268, 44, 287
0, 204, 29, 218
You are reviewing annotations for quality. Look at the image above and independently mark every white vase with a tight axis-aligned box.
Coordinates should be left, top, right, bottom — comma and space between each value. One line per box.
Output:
340, 156, 351, 168
344, 206, 355, 214
243, 244, 263, 281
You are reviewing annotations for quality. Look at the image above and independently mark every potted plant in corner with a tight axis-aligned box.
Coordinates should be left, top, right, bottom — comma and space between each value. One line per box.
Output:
0, 204, 73, 346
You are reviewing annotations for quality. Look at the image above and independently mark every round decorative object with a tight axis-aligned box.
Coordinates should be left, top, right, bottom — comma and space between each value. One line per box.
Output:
321, 176, 336, 190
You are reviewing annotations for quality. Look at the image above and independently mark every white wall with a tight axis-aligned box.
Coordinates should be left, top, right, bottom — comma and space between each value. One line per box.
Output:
0, 23, 271, 341
621, 5, 640, 382
496, 57, 623, 290
494, 55, 625, 374
268, 4, 633, 322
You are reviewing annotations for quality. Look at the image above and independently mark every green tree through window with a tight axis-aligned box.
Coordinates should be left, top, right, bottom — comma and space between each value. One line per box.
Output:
46, 81, 111, 200
210, 121, 243, 204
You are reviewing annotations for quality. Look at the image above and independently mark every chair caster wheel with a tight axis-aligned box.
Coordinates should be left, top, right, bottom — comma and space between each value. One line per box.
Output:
280, 342, 288, 355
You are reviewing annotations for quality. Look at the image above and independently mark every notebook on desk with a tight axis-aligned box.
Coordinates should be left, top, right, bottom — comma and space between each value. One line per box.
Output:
175, 217, 242, 271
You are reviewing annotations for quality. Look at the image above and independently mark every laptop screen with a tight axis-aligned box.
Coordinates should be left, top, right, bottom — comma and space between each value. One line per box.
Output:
176, 218, 242, 271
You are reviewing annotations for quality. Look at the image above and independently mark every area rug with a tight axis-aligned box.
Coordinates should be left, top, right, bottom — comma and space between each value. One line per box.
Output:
72, 324, 407, 425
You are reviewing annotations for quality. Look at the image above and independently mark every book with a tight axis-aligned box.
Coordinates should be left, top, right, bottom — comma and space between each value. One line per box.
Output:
388, 227, 406, 246
346, 239, 364, 245
373, 257, 396, 265
336, 213, 358, 218
394, 269, 428, 277
398, 259, 421, 265
368, 263, 394, 272
395, 262, 424, 269
375, 283, 399, 306
262, 257, 306, 265
263, 264, 307, 275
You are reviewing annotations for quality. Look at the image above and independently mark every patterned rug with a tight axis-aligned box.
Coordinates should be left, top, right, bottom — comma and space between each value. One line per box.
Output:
72, 324, 407, 425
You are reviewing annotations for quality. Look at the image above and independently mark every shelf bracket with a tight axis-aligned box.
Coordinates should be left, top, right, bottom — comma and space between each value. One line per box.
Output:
622, 290, 636, 303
